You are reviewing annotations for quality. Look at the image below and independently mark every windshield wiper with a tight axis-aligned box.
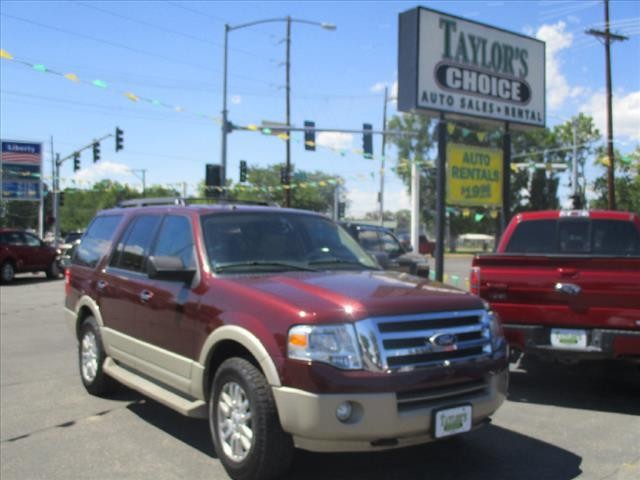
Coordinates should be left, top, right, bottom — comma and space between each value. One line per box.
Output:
215, 260, 318, 273
308, 258, 378, 270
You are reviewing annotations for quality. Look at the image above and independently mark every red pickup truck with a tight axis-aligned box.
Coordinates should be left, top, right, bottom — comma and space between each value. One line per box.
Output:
471, 210, 640, 364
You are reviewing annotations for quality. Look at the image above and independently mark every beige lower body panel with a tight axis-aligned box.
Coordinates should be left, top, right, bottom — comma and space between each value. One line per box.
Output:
273, 370, 508, 453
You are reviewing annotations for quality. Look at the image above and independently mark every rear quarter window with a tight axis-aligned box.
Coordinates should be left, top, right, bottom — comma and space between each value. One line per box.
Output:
73, 215, 123, 268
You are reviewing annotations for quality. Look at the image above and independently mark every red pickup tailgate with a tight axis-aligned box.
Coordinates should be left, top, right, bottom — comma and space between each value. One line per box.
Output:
475, 255, 640, 331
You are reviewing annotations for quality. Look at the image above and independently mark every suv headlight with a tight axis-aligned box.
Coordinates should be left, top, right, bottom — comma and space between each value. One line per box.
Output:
287, 324, 363, 370
482, 309, 505, 352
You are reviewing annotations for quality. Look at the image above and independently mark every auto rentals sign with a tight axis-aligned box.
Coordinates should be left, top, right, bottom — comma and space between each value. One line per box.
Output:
447, 144, 503, 207
398, 7, 545, 128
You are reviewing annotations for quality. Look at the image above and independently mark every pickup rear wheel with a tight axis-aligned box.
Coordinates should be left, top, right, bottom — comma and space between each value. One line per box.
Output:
210, 357, 293, 480
78, 317, 116, 396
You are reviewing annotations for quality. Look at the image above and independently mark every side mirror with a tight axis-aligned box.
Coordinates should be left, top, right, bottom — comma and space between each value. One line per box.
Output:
404, 244, 413, 253
147, 255, 196, 284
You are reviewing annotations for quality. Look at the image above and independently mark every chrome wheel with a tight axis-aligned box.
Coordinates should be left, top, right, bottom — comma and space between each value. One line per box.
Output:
217, 381, 253, 462
81, 331, 98, 382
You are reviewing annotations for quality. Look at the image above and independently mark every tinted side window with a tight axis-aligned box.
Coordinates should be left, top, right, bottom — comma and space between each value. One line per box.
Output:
151, 215, 195, 269
358, 230, 380, 251
591, 220, 640, 255
0, 232, 24, 245
113, 215, 161, 272
24, 233, 41, 247
380, 231, 401, 254
505, 220, 557, 254
74, 215, 123, 268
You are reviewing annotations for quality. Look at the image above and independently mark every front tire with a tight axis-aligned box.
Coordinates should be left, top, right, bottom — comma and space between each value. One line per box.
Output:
1, 261, 15, 283
78, 317, 116, 396
210, 358, 293, 480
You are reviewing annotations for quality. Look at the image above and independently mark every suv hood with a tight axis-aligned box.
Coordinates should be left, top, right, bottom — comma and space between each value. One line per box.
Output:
220, 270, 483, 322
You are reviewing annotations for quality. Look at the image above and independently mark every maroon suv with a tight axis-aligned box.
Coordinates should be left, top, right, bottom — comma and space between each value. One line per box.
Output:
0, 228, 61, 283
65, 200, 508, 480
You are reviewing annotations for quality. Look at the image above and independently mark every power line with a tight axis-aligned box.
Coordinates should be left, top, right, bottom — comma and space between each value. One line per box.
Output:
76, 2, 274, 62
0, 12, 216, 73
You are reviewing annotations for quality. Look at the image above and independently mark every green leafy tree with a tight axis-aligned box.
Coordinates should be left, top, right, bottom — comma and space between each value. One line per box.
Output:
220, 164, 341, 214
59, 181, 179, 233
591, 145, 640, 212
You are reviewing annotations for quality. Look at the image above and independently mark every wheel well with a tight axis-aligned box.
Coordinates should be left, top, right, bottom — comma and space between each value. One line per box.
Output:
204, 340, 262, 396
75, 306, 93, 339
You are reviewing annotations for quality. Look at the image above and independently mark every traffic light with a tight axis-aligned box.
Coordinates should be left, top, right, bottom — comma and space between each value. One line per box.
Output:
73, 152, 80, 172
363, 123, 373, 159
205, 164, 222, 198
239, 160, 247, 182
115, 127, 124, 152
92, 142, 101, 163
59, 191, 65, 206
304, 121, 315, 151
338, 201, 346, 219
280, 166, 287, 184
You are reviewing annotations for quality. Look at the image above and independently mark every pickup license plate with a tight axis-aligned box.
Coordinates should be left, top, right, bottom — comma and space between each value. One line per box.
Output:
434, 405, 472, 438
550, 329, 587, 349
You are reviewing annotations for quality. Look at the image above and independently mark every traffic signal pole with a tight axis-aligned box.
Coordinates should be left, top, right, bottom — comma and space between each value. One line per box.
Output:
52, 130, 118, 243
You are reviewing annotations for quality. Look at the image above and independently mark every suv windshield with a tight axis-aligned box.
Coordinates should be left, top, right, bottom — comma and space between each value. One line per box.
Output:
201, 212, 379, 273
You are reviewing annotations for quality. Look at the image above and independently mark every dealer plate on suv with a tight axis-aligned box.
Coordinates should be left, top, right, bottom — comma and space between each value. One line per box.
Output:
434, 405, 472, 438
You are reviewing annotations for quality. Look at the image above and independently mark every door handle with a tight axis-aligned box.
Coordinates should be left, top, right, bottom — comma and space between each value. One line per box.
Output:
96, 280, 108, 291
555, 283, 581, 295
139, 290, 154, 303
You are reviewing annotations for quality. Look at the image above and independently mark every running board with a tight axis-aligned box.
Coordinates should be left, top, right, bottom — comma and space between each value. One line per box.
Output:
103, 358, 207, 418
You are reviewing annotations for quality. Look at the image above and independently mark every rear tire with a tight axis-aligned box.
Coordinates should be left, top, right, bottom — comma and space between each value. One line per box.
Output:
46, 260, 61, 279
210, 357, 293, 480
1, 261, 15, 284
78, 317, 116, 396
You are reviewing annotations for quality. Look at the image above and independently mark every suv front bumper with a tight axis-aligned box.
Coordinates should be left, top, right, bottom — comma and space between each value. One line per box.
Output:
272, 369, 507, 452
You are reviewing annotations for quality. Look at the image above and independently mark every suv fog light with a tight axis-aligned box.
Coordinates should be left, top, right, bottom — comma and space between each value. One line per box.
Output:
336, 401, 353, 422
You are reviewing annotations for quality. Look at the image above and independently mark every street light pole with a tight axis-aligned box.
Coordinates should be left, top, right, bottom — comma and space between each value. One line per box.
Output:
221, 18, 335, 207
220, 24, 230, 189
285, 16, 292, 207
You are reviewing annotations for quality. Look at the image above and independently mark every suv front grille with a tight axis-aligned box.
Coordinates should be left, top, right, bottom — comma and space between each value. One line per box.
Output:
355, 309, 491, 372
396, 379, 488, 412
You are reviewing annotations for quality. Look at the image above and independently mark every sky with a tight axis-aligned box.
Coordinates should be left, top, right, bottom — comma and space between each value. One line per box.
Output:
1, 0, 639, 217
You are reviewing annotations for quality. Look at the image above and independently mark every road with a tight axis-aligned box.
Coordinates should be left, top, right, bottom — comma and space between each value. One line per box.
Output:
1, 274, 639, 480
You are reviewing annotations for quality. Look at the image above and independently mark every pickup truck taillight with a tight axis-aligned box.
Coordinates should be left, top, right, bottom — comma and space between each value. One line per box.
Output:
470, 266, 480, 295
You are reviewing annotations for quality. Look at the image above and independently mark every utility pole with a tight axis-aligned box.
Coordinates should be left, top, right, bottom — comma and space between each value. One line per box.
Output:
285, 16, 292, 208
571, 119, 580, 208
586, 0, 628, 210
379, 86, 389, 226
131, 169, 147, 196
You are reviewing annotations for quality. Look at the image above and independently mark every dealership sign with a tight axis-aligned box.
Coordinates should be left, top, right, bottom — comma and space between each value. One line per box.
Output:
446, 144, 503, 207
1, 140, 42, 201
398, 7, 545, 128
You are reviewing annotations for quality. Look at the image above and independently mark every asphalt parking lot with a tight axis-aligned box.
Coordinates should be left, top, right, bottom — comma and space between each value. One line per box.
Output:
1, 275, 639, 480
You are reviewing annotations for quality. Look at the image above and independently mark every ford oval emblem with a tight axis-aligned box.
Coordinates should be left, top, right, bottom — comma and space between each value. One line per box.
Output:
429, 333, 457, 348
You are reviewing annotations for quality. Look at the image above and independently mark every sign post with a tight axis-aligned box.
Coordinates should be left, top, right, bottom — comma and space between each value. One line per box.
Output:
398, 6, 545, 282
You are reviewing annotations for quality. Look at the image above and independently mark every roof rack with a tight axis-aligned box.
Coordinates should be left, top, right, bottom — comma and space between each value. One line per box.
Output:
116, 197, 279, 208
117, 197, 186, 208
